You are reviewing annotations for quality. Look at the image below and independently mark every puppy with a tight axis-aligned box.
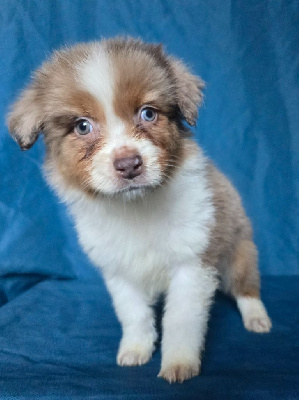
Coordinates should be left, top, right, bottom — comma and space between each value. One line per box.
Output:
7, 37, 271, 383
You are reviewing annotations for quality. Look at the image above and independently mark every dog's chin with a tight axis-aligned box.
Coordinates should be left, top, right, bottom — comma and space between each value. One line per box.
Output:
113, 184, 158, 201
88, 173, 164, 201
85, 181, 159, 202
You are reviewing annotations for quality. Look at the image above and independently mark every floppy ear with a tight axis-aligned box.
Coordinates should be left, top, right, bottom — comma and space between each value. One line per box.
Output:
169, 57, 205, 126
7, 85, 43, 150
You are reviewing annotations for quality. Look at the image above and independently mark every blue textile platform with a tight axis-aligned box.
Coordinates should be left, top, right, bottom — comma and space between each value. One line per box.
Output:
0, 277, 298, 399
0, 1, 298, 399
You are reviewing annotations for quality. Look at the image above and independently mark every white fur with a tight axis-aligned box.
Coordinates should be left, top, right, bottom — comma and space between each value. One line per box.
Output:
237, 296, 272, 333
105, 275, 157, 366
78, 45, 116, 128
59, 145, 216, 378
69, 149, 214, 296
159, 263, 217, 382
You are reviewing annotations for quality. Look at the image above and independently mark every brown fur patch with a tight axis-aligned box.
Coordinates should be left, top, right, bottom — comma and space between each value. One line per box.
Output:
228, 240, 260, 298
43, 111, 105, 194
202, 163, 261, 299
65, 90, 107, 124
46, 130, 104, 194
7, 43, 106, 149
109, 40, 177, 118
105, 37, 204, 125
168, 57, 205, 126
7, 86, 44, 150
18, 48, 109, 193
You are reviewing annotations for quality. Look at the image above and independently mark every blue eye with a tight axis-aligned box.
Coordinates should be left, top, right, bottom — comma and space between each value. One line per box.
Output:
140, 108, 157, 122
75, 119, 93, 135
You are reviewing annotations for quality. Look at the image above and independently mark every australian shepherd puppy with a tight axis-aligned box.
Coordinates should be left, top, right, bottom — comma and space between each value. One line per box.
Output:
7, 37, 271, 383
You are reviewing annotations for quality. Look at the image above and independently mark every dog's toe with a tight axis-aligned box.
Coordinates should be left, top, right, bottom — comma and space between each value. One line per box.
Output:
158, 362, 200, 383
117, 345, 153, 366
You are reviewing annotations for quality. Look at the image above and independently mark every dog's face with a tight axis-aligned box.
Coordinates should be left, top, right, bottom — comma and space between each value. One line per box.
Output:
8, 38, 204, 199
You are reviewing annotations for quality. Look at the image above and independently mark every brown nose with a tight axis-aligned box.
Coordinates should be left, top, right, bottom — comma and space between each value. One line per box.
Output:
113, 155, 143, 179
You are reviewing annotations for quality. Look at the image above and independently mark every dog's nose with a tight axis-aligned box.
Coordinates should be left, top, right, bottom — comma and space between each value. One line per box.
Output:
113, 155, 143, 179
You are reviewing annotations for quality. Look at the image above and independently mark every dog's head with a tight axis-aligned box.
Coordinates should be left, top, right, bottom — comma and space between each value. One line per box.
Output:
7, 38, 204, 200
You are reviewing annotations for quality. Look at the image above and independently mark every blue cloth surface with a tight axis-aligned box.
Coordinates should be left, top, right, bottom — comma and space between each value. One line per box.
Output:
0, 0, 298, 398
0, 277, 298, 399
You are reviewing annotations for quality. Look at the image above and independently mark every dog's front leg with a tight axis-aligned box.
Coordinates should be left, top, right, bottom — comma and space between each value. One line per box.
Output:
105, 275, 157, 366
159, 262, 217, 383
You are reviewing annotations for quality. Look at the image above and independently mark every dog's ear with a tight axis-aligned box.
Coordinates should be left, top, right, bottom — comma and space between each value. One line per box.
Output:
168, 57, 205, 126
7, 84, 43, 150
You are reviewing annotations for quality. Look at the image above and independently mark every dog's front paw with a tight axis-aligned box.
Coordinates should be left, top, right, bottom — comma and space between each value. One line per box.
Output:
158, 360, 200, 383
117, 342, 154, 366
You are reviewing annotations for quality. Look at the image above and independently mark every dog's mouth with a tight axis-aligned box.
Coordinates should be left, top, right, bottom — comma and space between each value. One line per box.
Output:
127, 185, 146, 192
113, 182, 158, 199
118, 183, 153, 194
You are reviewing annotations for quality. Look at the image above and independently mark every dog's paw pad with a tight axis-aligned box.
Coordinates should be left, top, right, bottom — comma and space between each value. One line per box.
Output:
158, 362, 200, 383
117, 346, 153, 366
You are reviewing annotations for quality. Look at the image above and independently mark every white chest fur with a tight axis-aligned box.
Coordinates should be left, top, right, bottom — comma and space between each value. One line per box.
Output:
67, 151, 214, 297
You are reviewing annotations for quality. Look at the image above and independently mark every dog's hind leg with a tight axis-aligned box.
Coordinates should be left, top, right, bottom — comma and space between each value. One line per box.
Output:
222, 240, 272, 333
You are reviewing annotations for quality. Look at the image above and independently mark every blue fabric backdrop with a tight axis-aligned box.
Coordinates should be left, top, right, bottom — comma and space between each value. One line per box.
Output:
0, 0, 298, 398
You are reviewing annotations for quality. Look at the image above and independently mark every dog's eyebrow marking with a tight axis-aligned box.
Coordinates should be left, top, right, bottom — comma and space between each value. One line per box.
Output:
48, 114, 78, 136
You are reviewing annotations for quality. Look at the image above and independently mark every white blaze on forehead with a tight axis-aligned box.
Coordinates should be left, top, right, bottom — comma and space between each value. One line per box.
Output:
77, 44, 125, 135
